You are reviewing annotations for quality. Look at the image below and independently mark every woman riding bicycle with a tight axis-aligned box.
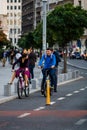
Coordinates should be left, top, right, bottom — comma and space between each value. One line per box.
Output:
8, 52, 30, 87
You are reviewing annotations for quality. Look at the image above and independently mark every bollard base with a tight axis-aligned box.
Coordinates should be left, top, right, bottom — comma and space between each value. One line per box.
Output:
4, 84, 11, 96
46, 103, 51, 106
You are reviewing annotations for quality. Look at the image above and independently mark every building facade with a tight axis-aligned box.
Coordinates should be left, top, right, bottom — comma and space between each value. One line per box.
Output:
7, 0, 22, 47
0, 0, 22, 47
22, 0, 35, 34
0, 0, 8, 38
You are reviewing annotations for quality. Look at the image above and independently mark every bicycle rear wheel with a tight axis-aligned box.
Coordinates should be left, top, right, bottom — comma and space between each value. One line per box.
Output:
24, 82, 30, 97
17, 80, 23, 99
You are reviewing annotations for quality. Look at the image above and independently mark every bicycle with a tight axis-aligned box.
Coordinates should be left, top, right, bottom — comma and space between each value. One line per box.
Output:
17, 70, 30, 99
41, 68, 54, 97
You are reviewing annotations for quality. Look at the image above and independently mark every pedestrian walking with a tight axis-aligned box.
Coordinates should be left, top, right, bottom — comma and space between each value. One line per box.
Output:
28, 47, 36, 79
1, 50, 7, 67
51, 48, 61, 92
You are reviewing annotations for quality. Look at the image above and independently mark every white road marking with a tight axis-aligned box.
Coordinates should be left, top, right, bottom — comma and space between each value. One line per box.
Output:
73, 91, 79, 94
75, 119, 87, 125
66, 93, 73, 97
57, 97, 65, 100
80, 88, 85, 91
50, 101, 56, 105
85, 86, 87, 89
17, 113, 31, 118
34, 106, 45, 111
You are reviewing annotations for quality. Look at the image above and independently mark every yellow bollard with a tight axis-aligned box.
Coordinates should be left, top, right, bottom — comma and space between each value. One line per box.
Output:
46, 79, 51, 105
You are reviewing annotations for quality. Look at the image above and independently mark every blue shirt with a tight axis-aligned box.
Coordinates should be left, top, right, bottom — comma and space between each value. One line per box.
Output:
38, 54, 56, 69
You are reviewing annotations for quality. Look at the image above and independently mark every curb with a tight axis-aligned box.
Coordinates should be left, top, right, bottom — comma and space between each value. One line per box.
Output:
0, 76, 83, 105
0, 88, 40, 105
67, 61, 87, 70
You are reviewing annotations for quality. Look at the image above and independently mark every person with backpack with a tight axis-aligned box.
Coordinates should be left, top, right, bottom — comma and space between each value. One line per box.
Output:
28, 47, 37, 79
51, 48, 61, 92
38, 48, 56, 94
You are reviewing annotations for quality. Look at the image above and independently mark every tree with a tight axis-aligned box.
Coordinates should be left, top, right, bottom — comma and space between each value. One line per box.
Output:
0, 30, 11, 48
18, 32, 36, 49
33, 3, 87, 72
47, 3, 87, 72
33, 22, 43, 49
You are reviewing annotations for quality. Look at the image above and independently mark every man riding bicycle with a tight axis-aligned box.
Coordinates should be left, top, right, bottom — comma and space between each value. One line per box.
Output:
38, 48, 56, 94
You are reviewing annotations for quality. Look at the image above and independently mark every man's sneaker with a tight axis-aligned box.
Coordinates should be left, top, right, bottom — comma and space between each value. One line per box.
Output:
41, 90, 44, 95
54, 89, 57, 92
50, 86, 54, 91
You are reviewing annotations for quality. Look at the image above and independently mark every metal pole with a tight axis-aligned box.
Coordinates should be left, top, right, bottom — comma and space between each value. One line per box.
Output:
34, 0, 37, 29
42, 0, 47, 52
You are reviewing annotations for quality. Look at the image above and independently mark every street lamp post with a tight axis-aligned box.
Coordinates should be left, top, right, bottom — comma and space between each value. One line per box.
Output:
42, 0, 47, 52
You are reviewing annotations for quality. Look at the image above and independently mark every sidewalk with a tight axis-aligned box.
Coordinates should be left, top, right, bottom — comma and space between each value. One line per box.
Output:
0, 60, 41, 104
0, 60, 82, 104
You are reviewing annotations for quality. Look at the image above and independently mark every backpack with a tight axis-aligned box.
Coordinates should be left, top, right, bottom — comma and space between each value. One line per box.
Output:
53, 51, 61, 67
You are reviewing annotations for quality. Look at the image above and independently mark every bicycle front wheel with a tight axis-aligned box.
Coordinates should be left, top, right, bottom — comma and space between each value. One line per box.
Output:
44, 83, 47, 97
17, 80, 23, 99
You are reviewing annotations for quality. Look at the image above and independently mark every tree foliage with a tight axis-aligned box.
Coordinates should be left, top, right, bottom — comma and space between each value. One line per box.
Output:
33, 22, 43, 49
18, 32, 36, 49
0, 30, 11, 48
47, 3, 87, 47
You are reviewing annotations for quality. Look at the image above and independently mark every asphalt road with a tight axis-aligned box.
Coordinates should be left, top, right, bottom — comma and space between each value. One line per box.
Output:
0, 59, 87, 130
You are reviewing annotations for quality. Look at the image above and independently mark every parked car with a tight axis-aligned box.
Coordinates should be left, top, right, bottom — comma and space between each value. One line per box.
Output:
70, 52, 82, 59
84, 53, 87, 60
75, 52, 82, 59
70, 51, 76, 59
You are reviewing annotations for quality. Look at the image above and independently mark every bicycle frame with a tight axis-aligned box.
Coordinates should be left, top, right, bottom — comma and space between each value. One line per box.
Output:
17, 70, 30, 99
41, 68, 53, 97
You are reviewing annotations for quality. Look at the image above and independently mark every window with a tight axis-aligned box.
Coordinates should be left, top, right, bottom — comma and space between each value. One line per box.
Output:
7, 0, 9, 2
18, 19, 21, 25
7, 6, 9, 10
10, 28, 13, 33
10, 20, 13, 25
18, 28, 21, 34
10, 38, 12, 42
18, 6, 20, 10
15, 38, 16, 43
14, 13, 16, 17
18, 12, 21, 16
14, 6, 17, 10
10, 6, 13, 10
10, 13, 13, 17
14, 0, 17, 2
14, 20, 16, 25
11, 0, 13, 3
18, 0, 20, 2
78, 0, 81, 7
7, 20, 9, 25
14, 29, 16, 34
